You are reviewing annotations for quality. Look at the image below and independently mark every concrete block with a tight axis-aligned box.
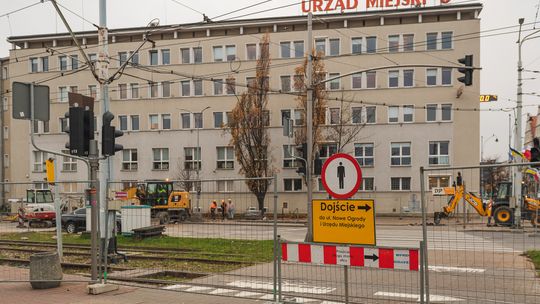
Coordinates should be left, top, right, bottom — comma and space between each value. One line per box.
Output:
87, 283, 119, 295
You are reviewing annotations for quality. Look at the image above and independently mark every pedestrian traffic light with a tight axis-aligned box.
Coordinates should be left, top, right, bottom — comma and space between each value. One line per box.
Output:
457, 55, 474, 86
102, 111, 123, 157
296, 143, 308, 176
65, 107, 93, 156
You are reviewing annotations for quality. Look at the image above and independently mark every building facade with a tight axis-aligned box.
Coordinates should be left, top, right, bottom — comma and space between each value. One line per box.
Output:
4, 3, 482, 213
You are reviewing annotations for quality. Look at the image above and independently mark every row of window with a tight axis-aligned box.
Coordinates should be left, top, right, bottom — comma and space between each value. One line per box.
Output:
29, 32, 454, 73
354, 141, 450, 167
283, 177, 409, 192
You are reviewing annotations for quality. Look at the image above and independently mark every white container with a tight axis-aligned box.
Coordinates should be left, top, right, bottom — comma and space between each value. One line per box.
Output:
85, 206, 91, 232
121, 205, 151, 235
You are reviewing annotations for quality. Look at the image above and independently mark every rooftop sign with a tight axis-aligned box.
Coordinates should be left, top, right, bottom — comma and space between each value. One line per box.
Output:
302, 0, 452, 13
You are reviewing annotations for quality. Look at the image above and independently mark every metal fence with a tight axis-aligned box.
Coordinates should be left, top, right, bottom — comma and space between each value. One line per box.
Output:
420, 162, 540, 304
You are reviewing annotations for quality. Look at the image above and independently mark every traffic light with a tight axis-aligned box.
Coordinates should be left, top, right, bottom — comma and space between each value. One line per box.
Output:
45, 158, 55, 184
296, 143, 308, 176
102, 111, 123, 157
457, 55, 474, 86
65, 107, 93, 156
314, 152, 322, 176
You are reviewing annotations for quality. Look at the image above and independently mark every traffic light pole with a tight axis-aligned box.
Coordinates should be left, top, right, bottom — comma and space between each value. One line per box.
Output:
89, 140, 100, 282
306, 12, 313, 242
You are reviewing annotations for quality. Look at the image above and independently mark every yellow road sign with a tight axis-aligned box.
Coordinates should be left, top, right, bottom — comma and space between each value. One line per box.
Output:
312, 199, 376, 246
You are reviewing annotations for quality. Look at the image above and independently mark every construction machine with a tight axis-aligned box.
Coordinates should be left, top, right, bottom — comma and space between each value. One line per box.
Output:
126, 180, 191, 224
434, 181, 540, 226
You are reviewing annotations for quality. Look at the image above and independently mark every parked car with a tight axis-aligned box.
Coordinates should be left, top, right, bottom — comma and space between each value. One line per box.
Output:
244, 207, 262, 220
61, 208, 121, 234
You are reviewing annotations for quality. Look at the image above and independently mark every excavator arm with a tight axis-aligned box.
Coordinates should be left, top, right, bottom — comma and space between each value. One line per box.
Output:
434, 186, 491, 224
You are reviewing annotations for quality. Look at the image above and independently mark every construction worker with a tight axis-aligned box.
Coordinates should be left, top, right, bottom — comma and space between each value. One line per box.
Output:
210, 200, 217, 220
157, 183, 168, 205
221, 199, 227, 220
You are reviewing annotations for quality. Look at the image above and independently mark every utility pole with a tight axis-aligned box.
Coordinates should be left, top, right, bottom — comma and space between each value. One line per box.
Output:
306, 12, 314, 242
0, 60, 5, 211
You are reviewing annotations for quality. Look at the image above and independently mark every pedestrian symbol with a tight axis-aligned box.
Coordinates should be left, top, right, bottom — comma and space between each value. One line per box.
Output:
338, 162, 345, 189
321, 153, 362, 199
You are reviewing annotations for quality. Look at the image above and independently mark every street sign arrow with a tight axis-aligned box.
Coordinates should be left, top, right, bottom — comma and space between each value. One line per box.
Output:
365, 254, 379, 261
357, 204, 371, 212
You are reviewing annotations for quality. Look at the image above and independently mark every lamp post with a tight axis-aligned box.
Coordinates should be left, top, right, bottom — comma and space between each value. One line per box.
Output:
514, 18, 540, 227
179, 106, 211, 217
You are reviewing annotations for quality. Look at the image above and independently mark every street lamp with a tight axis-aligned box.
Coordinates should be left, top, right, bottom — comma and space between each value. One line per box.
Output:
513, 18, 540, 227
178, 106, 211, 216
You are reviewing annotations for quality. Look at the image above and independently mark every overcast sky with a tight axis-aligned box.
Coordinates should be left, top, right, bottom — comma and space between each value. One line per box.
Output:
1, 0, 539, 161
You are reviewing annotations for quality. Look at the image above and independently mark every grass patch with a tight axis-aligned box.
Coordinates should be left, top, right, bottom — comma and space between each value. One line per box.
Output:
527, 251, 540, 276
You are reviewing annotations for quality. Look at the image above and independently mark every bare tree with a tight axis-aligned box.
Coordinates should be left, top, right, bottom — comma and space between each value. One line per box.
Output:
174, 161, 195, 192
229, 33, 274, 213
326, 94, 367, 153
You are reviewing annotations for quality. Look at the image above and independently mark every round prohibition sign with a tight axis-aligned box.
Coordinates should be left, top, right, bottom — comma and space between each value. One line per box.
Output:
321, 153, 362, 199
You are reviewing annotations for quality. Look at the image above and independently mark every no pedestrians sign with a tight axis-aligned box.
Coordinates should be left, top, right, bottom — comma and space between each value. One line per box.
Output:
321, 153, 362, 199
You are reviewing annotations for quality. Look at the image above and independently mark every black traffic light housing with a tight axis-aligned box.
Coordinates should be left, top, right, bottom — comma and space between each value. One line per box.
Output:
296, 143, 308, 176
457, 55, 474, 86
65, 107, 94, 157
102, 111, 124, 157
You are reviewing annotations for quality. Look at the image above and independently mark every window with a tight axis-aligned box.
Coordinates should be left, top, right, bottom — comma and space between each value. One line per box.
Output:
329, 38, 340, 56
391, 142, 411, 166
283, 145, 301, 168
441, 104, 452, 121
366, 71, 376, 88
119, 52, 128, 66
58, 87, 68, 102
162, 114, 171, 130
391, 177, 411, 191
88, 53, 97, 63
217, 147, 234, 169
33, 151, 47, 172
149, 114, 159, 130
246, 44, 257, 60
119, 84, 127, 99
122, 149, 138, 171
131, 83, 139, 99
329, 108, 340, 125
426, 104, 437, 122
62, 150, 77, 172
226, 45, 236, 61
246, 77, 256, 89
319, 144, 337, 162
226, 78, 236, 95
441, 68, 452, 85
429, 141, 450, 165
153, 148, 169, 170
426, 33, 438, 50
60, 117, 69, 132
366, 106, 376, 123
284, 178, 302, 192
181, 81, 190, 96
194, 113, 203, 129
30, 58, 38, 72
130, 51, 139, 65
403, 34, 414, 51
403, 69, 414, 87
360, 177, 374, 191
280, 42, 291, 58
388, 35, 399, 52
429, 175, 451, 190
352, 107, 362, 124
315, 38, 326, 55
59, 56, 67, 71
131, 115, 139, 131
294, 41, 304, 58
366, 37, 377, 53
184, 147, 201, 170
149, 50, 158, 65
71, 55, 78, 70
403, 105, 414, 123
162, 81, 171, 98
388, 70, 399, 88
43, 121, 49, 133
217, 180, 234, 192
213, 112, 224, 128
388, 106, 399, 123
181, 48, 190, 64
149, 81, 158, 98
441, 32, 453, 49
355, 143, 374, 167
352, 73, 362, 89
213, 46, 223, 62
161, 49, 170, 65
280, 76, 291, 92
193, 47, 202, 63
294, 109, 305, 126
426, 69, 437, 86
328, 73, 340, 90
88, 85, 97, 99
69, 86, 78, 94
214, 79, 223, 95
40, 56, 48, 72
119, 115, 128, 131
352, 38, 362, 54
178, 113, 191, 129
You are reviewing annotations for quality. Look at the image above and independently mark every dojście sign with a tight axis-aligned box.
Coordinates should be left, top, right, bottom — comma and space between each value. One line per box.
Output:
302, 0, 452, 13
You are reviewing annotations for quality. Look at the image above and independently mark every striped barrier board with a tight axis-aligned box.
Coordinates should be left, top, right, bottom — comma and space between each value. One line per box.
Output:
281, 243, 419, 271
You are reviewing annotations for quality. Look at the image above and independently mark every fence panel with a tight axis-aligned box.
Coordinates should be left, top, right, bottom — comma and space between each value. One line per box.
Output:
0, 181, 94, 283
421, 164, 540, 304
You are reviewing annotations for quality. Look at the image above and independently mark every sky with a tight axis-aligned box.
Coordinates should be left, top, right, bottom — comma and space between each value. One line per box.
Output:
0, 0, 539, 161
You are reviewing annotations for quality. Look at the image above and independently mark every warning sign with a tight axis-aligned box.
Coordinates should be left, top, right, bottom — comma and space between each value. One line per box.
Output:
312, 199, 376, 246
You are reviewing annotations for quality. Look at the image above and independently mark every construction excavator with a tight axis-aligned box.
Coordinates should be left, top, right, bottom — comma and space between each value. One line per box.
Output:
434, 181, 540, 226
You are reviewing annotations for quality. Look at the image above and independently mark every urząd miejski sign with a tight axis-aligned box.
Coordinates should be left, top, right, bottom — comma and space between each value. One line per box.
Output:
302, 0, 452, 13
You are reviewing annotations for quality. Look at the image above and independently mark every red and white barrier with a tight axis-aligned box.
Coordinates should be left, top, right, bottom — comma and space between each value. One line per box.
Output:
281, 243, 419, 272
